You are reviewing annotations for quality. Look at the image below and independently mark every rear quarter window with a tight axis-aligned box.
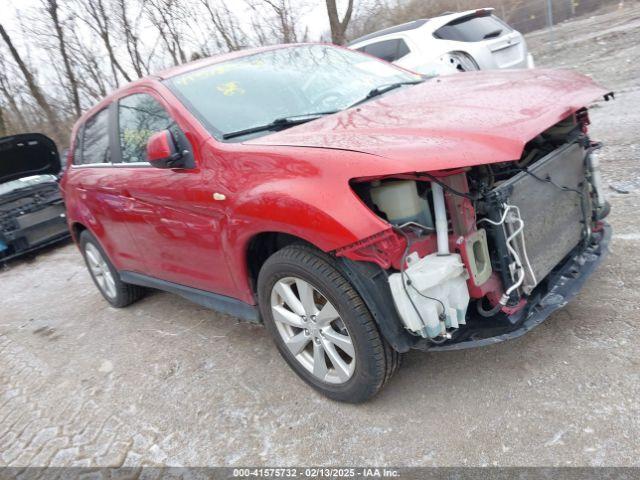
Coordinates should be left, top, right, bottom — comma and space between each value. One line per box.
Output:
360, 38, 411, 62
78, 108, 110, 165
70, 129, 82, 165
434, 14, 510, 42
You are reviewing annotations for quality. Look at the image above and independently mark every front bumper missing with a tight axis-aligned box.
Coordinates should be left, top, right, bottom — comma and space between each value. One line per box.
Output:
413, 224, 611, 351
0, 203, 70, 262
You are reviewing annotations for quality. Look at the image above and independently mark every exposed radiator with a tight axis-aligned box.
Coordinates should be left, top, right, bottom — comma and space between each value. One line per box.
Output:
492, 142, 589, 294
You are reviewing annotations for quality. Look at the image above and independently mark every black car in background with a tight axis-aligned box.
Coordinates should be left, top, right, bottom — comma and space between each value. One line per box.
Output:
0, 133, 69, 262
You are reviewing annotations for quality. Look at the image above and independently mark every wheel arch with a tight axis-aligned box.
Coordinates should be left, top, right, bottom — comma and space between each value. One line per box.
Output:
69, 222, 116, 269
242, 230, 414, 353
244, 231, 316, 295
70, 221, 88, 244
226, 183, 388, 304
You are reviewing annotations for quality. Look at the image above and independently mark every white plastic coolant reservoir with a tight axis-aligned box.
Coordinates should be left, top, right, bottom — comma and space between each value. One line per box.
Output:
370, 180, 433, 228
388, 253, 470, 338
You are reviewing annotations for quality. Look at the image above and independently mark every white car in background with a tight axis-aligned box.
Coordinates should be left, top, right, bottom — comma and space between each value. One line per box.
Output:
348, 8, 535, 76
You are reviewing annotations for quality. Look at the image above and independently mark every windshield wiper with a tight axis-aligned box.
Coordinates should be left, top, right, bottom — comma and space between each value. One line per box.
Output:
222, 110, 338, 140
347, 80, 424, 109
222, 80, 423, 140
483, 29, 503, 39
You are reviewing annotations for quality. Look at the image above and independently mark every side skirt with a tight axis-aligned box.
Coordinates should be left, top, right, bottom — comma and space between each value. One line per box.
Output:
119, 271, 260, 323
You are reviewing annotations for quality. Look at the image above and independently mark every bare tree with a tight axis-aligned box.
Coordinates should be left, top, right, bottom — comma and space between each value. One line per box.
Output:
0, 56, 28, 132
247, 0, 306, 44
146, 0, 189, 66
0, 23, 64, 140
0, 105, 6, 137
77, 0, 133, 85
326, 0, 354, 45
42, 0, 81, 117
115, 0, 150, 78
199, 0, 247, 51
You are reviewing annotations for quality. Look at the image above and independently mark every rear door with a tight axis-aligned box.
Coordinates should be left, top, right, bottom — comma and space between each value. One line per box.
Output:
70, 106, 146, 272
113, 90, 234, 296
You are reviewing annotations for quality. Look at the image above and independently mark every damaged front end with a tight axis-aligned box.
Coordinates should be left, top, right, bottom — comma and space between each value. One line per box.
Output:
337, 111, 611, 351
0, 134, 69, 262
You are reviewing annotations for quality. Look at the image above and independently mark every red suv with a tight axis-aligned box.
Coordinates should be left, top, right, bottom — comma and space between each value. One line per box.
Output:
61, 44, 611, 402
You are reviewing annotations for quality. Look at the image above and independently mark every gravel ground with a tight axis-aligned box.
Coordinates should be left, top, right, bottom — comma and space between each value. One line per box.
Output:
1, 4, 640, 468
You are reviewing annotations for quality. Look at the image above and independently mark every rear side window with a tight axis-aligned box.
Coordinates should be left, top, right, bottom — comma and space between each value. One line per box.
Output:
79, 109, 110, 165
361, 39, 411, 62
434, 14, 509, 42
118, 93, 173, 164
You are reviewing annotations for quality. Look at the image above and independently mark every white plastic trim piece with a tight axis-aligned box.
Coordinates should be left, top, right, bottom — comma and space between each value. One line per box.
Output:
432, 182, 449, 256
526, 53, 535, 69
389, 253, 470, 338
589, 148, 605, 208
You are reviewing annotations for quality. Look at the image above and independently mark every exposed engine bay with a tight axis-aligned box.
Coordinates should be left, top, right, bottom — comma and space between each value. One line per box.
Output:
0, 134, 69, 261
346, 110, 609, 346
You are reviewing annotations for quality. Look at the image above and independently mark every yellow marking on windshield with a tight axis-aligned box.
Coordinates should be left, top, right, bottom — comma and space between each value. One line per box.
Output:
174, 63, 242, 86
217, 81, 245, 96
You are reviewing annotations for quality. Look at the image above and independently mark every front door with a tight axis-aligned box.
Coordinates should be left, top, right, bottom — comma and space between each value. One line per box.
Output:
113, 90, 234, 297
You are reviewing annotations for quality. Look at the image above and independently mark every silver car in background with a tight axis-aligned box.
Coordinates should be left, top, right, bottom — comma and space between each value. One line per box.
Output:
348, 8, 534, 76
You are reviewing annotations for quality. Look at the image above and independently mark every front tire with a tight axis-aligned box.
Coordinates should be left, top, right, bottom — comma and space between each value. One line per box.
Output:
257, 245, 399, 403
79, 230, 144, 308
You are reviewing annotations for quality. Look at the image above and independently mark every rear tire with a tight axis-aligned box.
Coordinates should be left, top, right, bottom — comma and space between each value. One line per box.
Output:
257, 244, 399, 403
79, 230, 145, 308
446, 51, 479, 72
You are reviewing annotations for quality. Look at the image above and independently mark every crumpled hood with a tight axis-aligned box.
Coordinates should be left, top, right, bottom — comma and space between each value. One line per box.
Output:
247, 69, 609, 171
0, 133, 61, 184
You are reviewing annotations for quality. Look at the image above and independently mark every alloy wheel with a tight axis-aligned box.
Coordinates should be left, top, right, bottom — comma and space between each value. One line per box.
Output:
270, 276, 356, 384
84, 243, 117, 300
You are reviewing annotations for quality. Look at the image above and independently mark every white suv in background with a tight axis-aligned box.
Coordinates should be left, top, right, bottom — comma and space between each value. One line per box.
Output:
348, 8, 535, 76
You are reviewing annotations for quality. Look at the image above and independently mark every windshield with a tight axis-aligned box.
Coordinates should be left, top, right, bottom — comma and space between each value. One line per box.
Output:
0, 174, 57, 196
165, 44, 421, 140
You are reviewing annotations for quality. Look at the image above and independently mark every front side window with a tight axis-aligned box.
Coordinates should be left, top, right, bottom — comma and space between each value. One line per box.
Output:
165, 45, 421, 140
79, 108, 110, 165
118, 93, 173, 163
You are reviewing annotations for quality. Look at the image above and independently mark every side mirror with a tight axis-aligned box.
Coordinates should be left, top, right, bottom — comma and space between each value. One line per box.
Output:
146, 130, 185, 169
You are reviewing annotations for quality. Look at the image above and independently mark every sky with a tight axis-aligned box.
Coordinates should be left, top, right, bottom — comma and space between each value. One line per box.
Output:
0, 0, 353, 91
0, 0, 346, 42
